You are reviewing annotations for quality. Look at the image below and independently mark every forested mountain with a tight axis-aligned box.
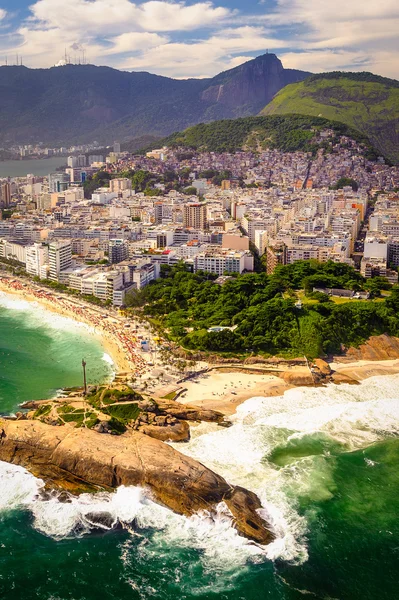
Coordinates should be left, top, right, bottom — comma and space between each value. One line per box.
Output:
261, 72, 399, 163
0, 54, 309, 146
151, 115, 379, 157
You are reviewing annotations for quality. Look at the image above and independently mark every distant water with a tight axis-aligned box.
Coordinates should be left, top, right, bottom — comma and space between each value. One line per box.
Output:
0, 156, 67, 178
0, 294, 398, 599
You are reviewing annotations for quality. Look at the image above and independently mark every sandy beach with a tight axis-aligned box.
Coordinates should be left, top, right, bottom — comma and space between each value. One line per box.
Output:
0, 275, 149, 377
3, 272, 399, 417
177, 371, 293, 416
331, 359, 399, 381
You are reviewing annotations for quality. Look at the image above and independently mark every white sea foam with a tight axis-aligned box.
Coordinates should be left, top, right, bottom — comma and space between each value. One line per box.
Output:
0, 291, 95, 336
102, 352, 114, 366
1, 373, 398, 577
0, 290, 116, 378
0, 461, 44, 512
0, 465, 267, 576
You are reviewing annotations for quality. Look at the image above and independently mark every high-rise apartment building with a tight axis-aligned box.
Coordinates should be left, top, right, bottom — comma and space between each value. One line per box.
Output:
49, 241, 72, 280
183, 202, 208, 230
48, 173, 70, 193
0, 182, 11, 207
109, 238, 129, 264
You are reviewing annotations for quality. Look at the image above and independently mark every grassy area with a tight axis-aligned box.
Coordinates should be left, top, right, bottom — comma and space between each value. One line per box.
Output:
162, 391, 178, 401
104, 403, 141, 423
262, 75, 399, 162
33, 404, 52, 418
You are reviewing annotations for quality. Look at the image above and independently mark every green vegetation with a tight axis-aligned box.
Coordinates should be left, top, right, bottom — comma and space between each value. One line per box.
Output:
308, 72, 399, 88
87, 387, 143, 408
54, 404, 100, 428
33, 404, 52, 418
104, 403, 140, 423
333, 178, 359, 191
106, 417, 127, 434
154, 115, 377, 156
133, 262, 399, 358
163, 391, 178, 401
262, 74, 399, 163
0, 55, 308, 146
83, 170, 112, 199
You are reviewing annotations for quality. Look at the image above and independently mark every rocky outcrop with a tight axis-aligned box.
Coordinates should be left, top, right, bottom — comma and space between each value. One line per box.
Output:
330, 372, 360, 385
281, 371, 315, 386
335, 334, 399, 362
0, 419, 274, 545
148, 398, 228, 425
135, 418, 191, 442
313, 359, 331, 377
201, 54, 310, 115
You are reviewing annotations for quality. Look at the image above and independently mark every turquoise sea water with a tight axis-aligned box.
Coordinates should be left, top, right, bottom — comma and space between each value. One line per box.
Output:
0, 293, 398, 599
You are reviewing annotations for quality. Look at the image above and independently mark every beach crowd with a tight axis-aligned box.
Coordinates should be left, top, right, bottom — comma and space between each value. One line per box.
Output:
0, 276, 151, 378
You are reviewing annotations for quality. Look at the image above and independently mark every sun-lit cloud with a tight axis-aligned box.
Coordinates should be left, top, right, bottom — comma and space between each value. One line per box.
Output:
28, 0, 232, 33
0, 0, 397, 79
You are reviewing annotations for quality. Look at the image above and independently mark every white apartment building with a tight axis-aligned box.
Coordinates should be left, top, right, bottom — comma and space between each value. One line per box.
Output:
131, 262, 160, 289
25, 243, 49, 279
0, 239, 27, 264
193, 249, 253, 275
49, 241, 72, 281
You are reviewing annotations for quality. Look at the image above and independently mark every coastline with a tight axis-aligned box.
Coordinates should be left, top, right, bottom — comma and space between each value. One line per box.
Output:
0, 275, 148, 377
176, 360, 399, 416
2, 273, 399, 418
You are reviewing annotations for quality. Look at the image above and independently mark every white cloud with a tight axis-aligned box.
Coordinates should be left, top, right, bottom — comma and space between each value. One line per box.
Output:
101, 32, 169, 55
0, 0, 398, 78
119, 26, 288, 76
258, 0, 399, 78
28, 0, 231, 33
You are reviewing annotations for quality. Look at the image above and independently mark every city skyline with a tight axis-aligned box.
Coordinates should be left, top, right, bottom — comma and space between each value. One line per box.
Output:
0, 0, 397, 79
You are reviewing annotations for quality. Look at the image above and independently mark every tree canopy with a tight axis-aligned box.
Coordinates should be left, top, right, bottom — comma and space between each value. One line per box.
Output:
129, 261, 398, 358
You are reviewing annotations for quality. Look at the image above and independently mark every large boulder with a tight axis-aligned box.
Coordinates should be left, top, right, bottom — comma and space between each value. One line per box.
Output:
136, 419, 191, 442
281, 371, 315, 386
0, 419, 274, 545
313, 359, 331, 376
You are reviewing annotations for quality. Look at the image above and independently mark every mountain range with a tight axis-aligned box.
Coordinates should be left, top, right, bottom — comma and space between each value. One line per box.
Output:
0, 53, 309, 147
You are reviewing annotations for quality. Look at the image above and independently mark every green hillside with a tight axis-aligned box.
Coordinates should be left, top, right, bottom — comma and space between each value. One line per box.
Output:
153, 115, 379, 157
261, 73, 399, 163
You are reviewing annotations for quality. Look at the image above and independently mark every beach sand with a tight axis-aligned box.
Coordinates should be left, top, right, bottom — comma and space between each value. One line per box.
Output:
3, 273, 399, 417
0, 278, 136, 374
177, 372, 293, 416
178, 360, 399, 416
331, 359, 399, 381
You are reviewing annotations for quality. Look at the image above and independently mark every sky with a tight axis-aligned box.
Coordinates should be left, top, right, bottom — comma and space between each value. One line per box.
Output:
0, 0, 398, 79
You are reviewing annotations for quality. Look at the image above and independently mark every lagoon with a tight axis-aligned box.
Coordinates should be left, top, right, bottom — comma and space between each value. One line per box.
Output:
0, 156, 67, 178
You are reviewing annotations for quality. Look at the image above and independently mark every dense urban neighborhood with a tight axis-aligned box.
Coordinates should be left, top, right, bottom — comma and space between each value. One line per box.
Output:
1, 129, 398, 311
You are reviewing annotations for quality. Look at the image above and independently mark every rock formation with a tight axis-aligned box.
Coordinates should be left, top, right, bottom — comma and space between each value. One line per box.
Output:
335, 334, 399, 362
0, 418, 274, 545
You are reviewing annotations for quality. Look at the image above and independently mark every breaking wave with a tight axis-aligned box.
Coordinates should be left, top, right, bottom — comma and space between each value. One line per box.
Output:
1, 373, 399, 590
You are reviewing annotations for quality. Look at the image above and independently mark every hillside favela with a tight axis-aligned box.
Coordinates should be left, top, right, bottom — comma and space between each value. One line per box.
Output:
0, 1, 398, 599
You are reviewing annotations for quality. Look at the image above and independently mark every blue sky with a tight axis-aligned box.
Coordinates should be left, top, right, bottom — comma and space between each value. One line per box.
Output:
0, 0, 397, 78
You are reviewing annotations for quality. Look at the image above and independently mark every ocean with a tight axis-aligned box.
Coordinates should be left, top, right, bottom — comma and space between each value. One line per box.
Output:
0, 293, 398, 600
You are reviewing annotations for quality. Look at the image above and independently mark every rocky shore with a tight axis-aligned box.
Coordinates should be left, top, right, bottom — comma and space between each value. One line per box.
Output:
0, 417, 274, 545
